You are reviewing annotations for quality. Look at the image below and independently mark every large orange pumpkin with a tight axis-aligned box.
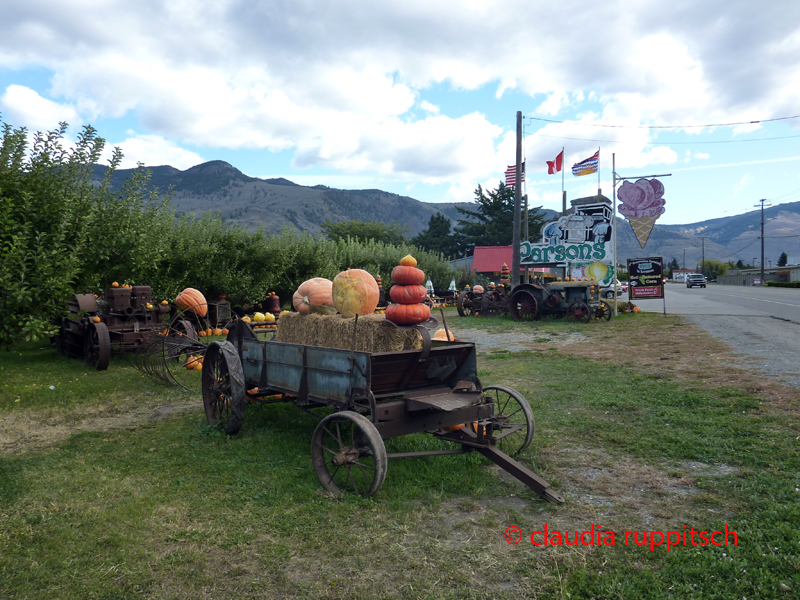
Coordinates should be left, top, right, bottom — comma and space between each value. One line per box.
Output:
293, 278, 336, 315
391, 265, 425, 286
175, 288, 208, 317
432, 328, 456, 341
385, 303, 431, 325
332, 269, 380, 318
389, 284, 427, 304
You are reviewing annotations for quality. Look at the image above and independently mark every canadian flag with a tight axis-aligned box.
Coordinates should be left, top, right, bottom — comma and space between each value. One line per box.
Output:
547, 150, 563, 175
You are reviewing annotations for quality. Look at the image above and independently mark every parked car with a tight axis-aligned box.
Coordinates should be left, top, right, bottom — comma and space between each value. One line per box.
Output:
602, 279, 628, 298
686, 273, 707, 288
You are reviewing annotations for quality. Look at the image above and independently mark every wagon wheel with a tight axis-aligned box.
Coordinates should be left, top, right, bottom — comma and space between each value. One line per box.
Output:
456, 291, 475, 317
311, 411, 387, 497
567, 301, 592, 324
84, 322, 111, 370
509, 289, 539, 322
153, 311, 217, 391
202, 341, 246, 435
483, 385, 534, 456
593, 300, 612, 321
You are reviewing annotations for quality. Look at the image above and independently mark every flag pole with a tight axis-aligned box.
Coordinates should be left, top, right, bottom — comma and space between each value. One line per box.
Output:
597, 146, 601, 195
612, 152, 617, 315
512, 111, 522, 289
561, 146, 565, 215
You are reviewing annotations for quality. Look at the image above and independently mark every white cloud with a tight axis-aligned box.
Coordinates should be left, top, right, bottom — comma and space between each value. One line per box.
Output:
103, 134, 206, 170
1, 0, 799, 209
733, 173, 754, 196
0, 84, 81, 130
419, 100, 439, 114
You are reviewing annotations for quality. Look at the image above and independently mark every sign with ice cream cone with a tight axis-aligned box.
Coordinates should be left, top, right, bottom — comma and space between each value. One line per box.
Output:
618, 179, 666, 248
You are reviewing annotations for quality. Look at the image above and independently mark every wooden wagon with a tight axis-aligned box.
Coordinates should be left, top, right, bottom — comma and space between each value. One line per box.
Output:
201, 319, 563, 502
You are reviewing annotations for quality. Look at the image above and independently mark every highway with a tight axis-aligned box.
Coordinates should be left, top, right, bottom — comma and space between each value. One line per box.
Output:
630, 284, 800, 388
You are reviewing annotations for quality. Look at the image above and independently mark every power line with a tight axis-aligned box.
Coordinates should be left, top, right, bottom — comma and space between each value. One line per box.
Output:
526, 114, 800, 129
530, 132, 800, 145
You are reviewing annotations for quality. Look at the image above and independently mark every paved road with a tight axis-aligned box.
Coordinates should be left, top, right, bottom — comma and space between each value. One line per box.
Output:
631, 284, 800, 388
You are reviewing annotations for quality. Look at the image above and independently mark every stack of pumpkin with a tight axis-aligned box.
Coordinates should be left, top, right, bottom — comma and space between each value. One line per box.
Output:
385, 255, 431, 325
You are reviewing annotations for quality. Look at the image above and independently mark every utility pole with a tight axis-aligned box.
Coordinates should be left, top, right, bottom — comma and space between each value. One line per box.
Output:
683, 249, 686, 271
511, 111, 522, 288
700, 237, 706, 275
755, 198, 771, 285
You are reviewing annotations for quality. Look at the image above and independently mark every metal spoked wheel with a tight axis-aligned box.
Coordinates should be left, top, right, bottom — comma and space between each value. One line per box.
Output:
483, 385, 534, 457
456, 291, 476, 317
201, 341, 246, 435
311, 411, 387, 497
509, 289, 539, 322
567, 301, 592, 324
593, 300, 612, 321
152, 308, 233, 392
84, 322, 111, 370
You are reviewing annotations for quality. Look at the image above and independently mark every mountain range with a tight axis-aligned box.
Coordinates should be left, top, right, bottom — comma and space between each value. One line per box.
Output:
94, 160, 800, 269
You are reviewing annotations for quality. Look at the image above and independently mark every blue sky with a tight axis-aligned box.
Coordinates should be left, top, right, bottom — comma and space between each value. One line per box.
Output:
2, 0, 799, 225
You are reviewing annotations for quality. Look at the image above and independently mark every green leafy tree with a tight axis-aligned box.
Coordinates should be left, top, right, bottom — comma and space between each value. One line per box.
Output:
319, 219, 409, 246
736, 259, 745, 269
0, 119, 178, 346
701, 259, 733, 280
777, 252, 788, 267
409, 213, 459, 257
453, 184, 544, 256
667, 257, 680, 277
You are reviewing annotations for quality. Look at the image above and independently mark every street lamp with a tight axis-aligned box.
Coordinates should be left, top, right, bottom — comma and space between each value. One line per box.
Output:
753, 257, 758, 268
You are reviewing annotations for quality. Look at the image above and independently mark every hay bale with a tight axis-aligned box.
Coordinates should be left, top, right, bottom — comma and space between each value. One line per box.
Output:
276, 312, 421, 352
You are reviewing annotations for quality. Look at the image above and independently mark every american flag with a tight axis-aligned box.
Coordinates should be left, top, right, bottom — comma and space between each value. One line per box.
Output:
571, 150, 599, 177
505, 162, 525, 187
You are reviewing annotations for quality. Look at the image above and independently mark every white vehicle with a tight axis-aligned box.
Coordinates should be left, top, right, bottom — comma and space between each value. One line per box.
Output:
686, 273, 707, 288
601, 279, 628, 298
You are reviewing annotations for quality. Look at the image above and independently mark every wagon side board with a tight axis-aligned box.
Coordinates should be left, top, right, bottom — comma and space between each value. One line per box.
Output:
239, 339, 370, 406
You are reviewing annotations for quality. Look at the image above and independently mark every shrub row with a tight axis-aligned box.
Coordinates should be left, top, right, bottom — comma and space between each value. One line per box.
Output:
1, 121, 471, 346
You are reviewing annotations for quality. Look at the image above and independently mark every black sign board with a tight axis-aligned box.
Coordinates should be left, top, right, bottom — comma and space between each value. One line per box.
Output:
628, 257, 664, 299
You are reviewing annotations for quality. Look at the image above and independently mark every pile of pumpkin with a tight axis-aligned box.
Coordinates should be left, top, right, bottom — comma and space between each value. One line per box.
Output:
291, 255, 431, 325
245, 311, 277, 330
617, 301, 641, 314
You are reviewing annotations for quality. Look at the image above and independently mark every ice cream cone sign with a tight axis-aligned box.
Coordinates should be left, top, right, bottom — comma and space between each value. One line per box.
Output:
618, 178, 666, 249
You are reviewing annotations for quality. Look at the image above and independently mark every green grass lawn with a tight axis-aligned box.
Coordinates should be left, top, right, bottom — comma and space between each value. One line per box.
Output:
1, 314, 799, 599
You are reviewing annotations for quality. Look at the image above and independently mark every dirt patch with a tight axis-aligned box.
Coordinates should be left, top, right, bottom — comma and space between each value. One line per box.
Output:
0, 398, 199, 454
465, 316, 800, 417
